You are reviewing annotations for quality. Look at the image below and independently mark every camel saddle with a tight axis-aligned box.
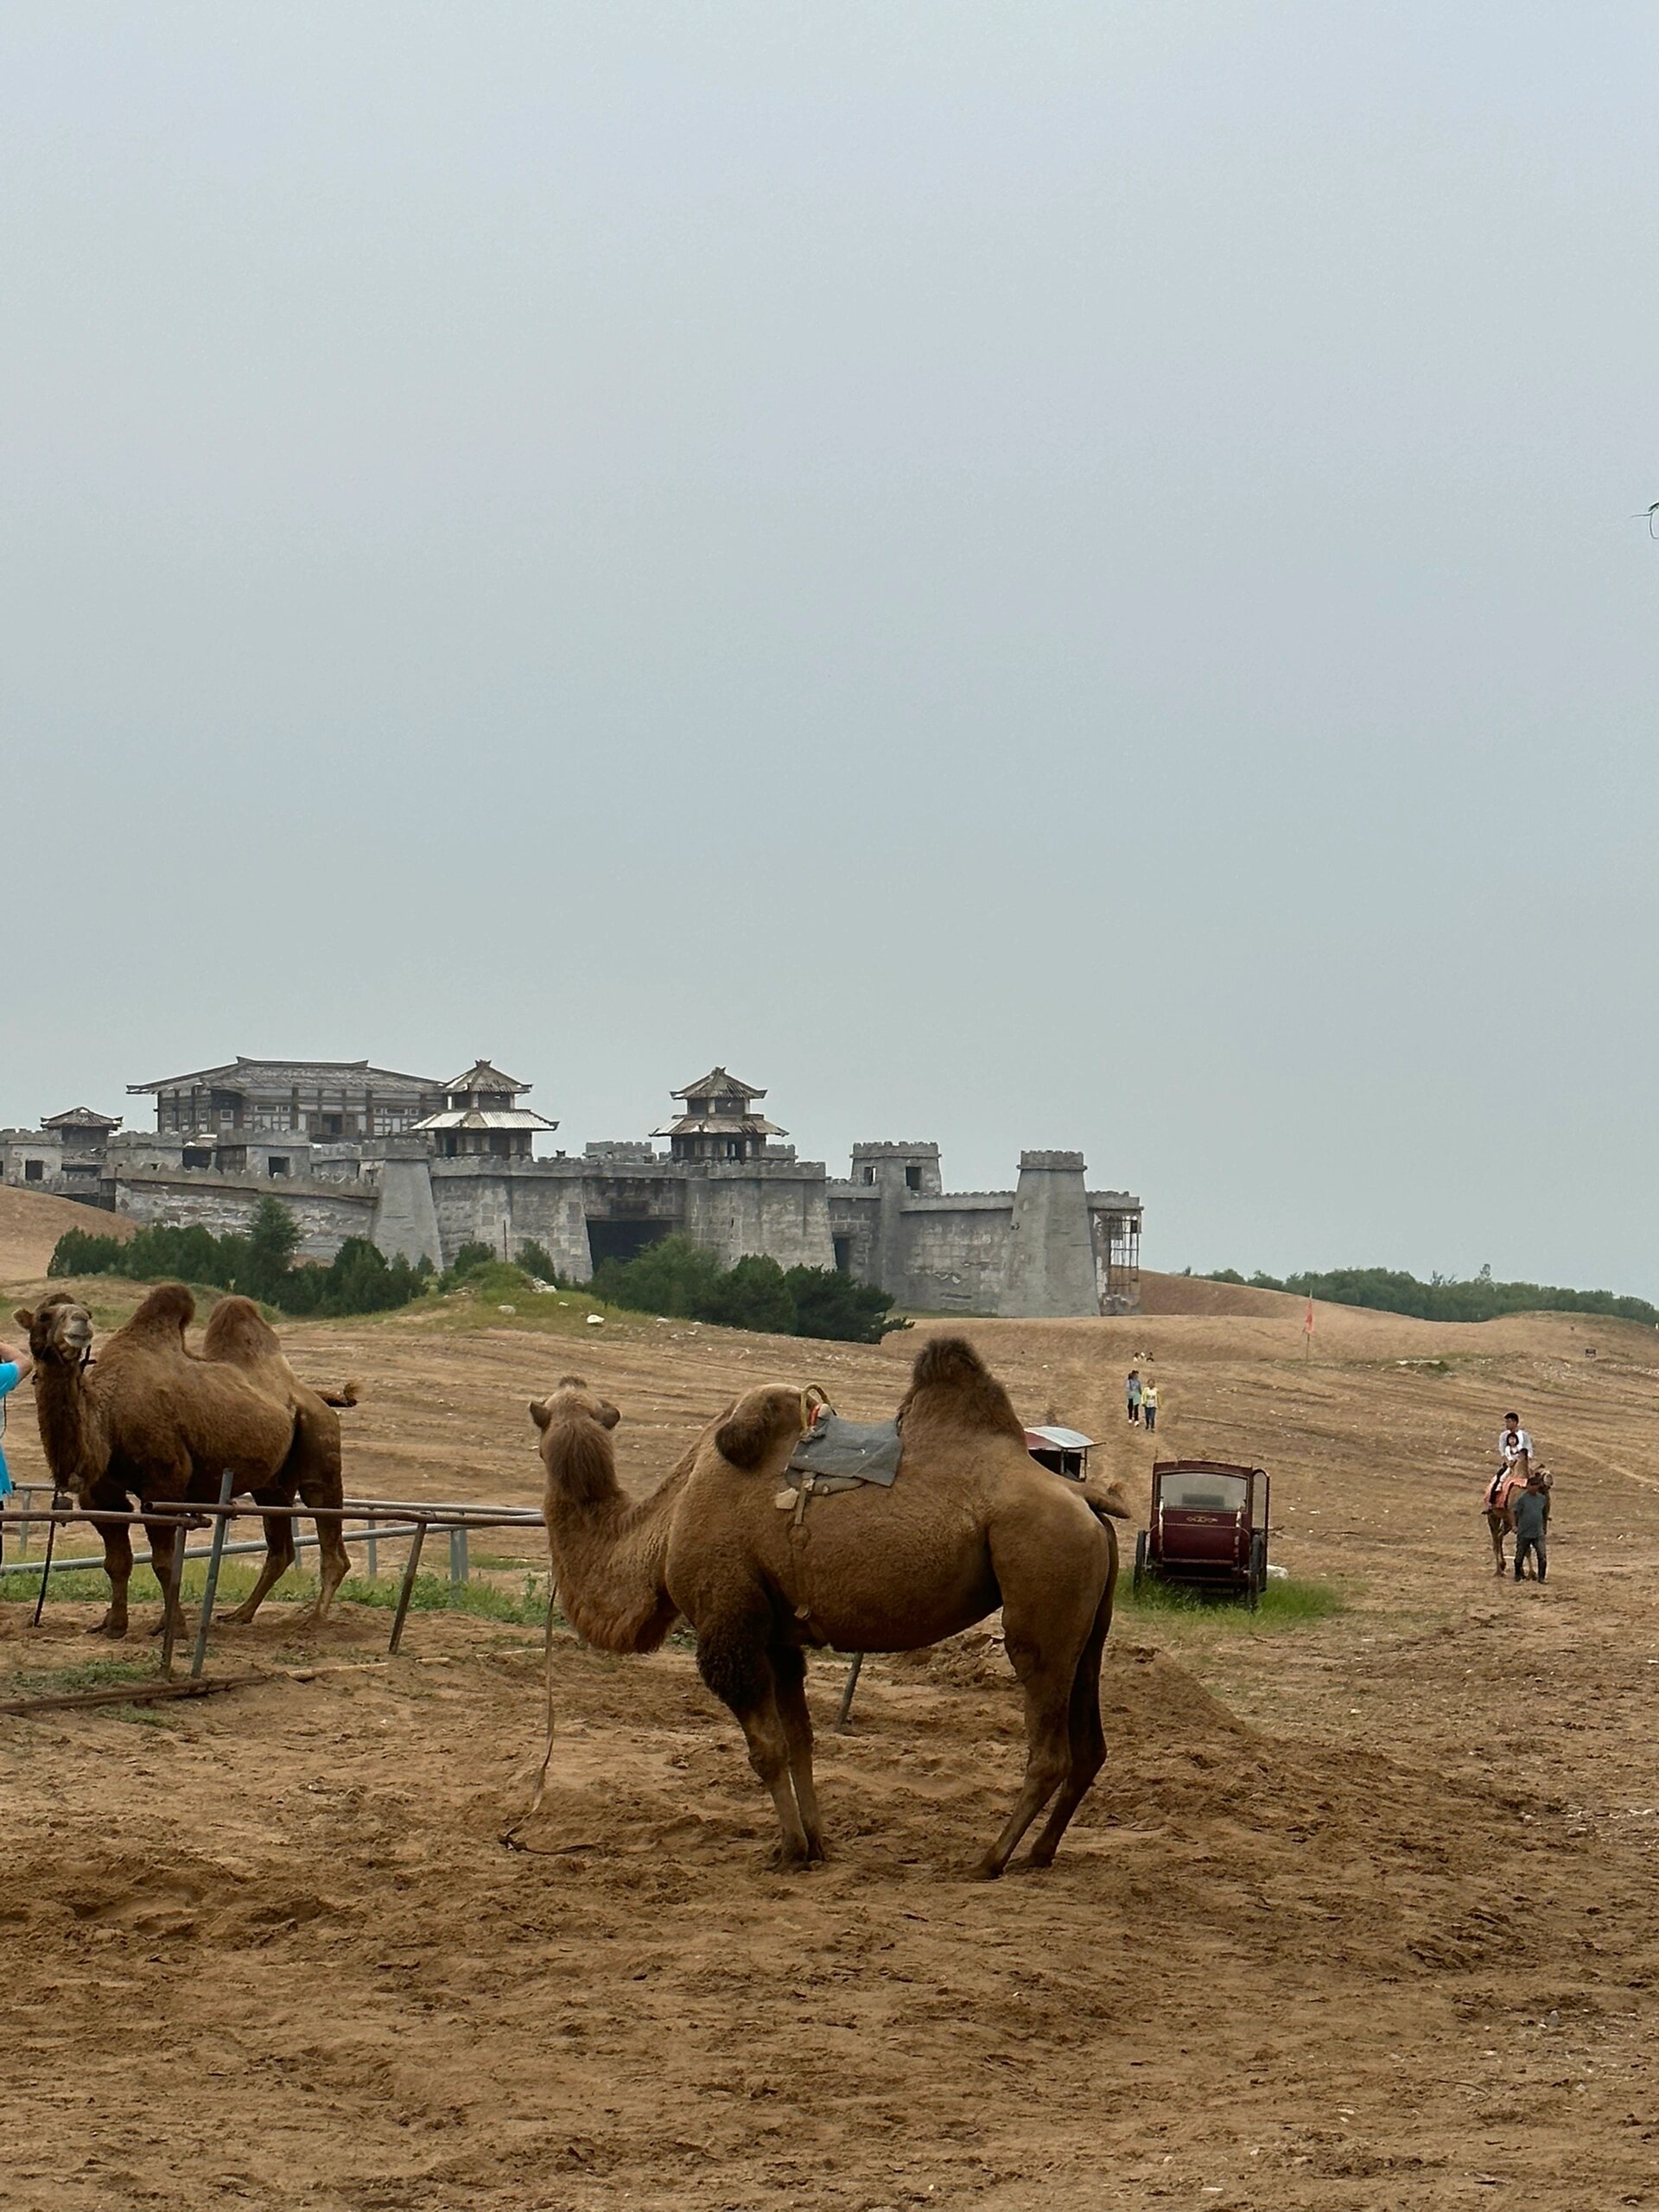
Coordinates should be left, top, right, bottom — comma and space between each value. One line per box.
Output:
781, 1415, 903, 1497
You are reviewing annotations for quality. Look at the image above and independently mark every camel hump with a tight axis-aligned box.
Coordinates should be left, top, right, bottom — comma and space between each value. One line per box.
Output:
201, 1295, 281, 1363
124, 1281, 197, 1337
899, 1335, 1027, 1443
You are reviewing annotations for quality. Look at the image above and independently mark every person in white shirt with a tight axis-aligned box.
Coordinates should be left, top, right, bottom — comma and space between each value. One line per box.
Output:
1484, 1413, 1536, 1510
1497, 1411, 1535, 1464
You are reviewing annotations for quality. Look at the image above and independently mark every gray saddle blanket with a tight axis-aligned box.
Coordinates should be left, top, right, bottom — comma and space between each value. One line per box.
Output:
785, 1415, 902, 1491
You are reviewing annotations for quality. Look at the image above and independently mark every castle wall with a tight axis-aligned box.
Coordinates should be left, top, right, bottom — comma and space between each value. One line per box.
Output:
677, 1161, 836, 1272
112, 1170, 376, 1261
428, 1160, 594, 1279
890, 1195, 1013, 1313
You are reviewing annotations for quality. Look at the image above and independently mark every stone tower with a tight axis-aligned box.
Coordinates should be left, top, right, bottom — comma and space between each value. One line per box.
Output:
1002, 1151, 1097, 1318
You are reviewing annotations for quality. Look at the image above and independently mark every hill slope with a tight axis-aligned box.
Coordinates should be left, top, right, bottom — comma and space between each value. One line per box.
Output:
0, 1185, 133, 1283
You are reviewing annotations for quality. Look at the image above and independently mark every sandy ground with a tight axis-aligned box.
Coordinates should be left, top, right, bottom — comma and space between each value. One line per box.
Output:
3, 1214, 1658, 2209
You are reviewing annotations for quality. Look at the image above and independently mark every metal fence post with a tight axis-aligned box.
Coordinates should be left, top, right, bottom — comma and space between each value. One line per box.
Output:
189, 1471, 236, 1681
365, 1525, 378, 1581
159, 1514, 190, 1680
388, 1521, 428, 1654
448, 1526, 468, 1589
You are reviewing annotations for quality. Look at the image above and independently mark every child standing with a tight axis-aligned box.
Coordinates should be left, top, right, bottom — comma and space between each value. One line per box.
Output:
1512, 1475, 1548, 1583
1141, 1377, 1160, 1435
1126, 1370, 1142, 1424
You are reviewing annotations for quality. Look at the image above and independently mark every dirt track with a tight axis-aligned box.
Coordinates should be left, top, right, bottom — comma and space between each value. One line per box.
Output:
3, 1258, 1658, 2209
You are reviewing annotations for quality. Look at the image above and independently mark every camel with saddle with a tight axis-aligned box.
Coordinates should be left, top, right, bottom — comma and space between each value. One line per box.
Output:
1484, 1448, 1551, 1577
530, 1336, 1128, 1877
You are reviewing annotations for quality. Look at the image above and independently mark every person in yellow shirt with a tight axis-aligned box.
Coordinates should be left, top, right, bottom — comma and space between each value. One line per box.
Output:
1141, 1377, 1160, 1435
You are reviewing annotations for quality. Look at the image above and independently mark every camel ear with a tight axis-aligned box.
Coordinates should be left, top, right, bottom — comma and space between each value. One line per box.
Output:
14, 1309, 34, 1332
598, 1402, 620, 1430
529, 1398, 552, 1431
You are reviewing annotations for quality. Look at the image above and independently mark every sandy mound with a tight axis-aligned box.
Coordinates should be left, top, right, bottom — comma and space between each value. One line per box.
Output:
0, 1184, 131, 1283
1136, 1268, 1307, 1318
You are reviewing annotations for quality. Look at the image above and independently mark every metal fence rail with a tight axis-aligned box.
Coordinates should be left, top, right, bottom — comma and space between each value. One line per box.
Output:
0, 1484, 548, 1681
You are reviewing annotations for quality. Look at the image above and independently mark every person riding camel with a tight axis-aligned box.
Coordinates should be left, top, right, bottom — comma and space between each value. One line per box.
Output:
1484, 1412, 1535, 1511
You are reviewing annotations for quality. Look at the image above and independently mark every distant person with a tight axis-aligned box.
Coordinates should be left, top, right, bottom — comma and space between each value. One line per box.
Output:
1141, 1378, 1160, 1435
1512, 1473, 1549, 1583
1126, 1370, 1142, 1425
0, 1334, 34, 1503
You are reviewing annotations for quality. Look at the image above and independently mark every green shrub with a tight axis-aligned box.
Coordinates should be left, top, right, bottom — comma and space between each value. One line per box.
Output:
705, 1254, 797, 1334
785, 1265, 907, 1344
443, 1242, 497, 1287
592, 1237, 906, 1342
515, 1240, 561, 1283
593, 1236, 723, 1319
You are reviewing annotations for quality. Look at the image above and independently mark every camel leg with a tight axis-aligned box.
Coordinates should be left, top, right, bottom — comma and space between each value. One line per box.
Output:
219, 1491, 295, 1624
88, 1520, 134, 1639
1488, 1512, 1508, 1576
975, 1639, 1076, 1880
696, 1613, 814, 1867
1026, 1581, 1114, 1870
144, 1516, 187, 1643
770, 1643, 829, 1862
289, 1429, 351, 1628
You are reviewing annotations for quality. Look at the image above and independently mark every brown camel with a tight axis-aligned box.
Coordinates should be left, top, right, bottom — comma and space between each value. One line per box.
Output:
531, 1336, 1120, 1877
1484, 1450, 1551, 1576
15, 1286, 354, 1638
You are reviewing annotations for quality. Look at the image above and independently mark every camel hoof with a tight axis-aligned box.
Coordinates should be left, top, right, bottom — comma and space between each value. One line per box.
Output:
968, 1859, 1004, 1882
86, 1618, 127, 1640
1025, 1849, 1055, 1872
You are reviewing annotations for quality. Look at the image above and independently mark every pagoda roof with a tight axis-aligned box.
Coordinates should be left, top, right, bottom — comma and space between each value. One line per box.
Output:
671, 1065, 766, 1102
444, 1059, 529, 1096
651, 1113, 786, 1140
129, 1056, 442, 1094
41, 1105, 122, 1130
415, 1107, 557, 1134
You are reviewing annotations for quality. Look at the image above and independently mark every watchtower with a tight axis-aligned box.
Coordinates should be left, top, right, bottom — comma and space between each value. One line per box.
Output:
414, 1061, 557, 1160
653, 1067, 784, 1164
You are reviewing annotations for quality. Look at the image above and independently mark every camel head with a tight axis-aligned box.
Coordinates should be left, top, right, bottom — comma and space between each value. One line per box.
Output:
713, 1385, 814, 1476
531, 1376, 622, 1505
14, 1292, 94, 1370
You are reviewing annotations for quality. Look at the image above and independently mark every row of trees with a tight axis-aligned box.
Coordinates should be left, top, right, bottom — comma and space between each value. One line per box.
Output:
1203, 1262, 1658, 1327
48, 1197, 430, 1317
591, 1236, 907, 1343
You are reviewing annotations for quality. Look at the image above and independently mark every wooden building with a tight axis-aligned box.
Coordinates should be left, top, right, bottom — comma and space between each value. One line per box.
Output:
652, 1067, 785, 1163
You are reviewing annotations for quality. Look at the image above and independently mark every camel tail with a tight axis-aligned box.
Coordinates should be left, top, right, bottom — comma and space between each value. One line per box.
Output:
318, 1380, 360, 1408
899, 1334, 1027, 1443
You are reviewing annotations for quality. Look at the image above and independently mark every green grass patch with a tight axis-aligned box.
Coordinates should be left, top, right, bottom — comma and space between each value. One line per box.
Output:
3, 1656, 159, 1699
1118, 1573, 1343, 1632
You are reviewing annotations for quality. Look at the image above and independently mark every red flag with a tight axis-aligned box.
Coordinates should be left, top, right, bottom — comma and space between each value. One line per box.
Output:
1303, 1297, 1315, 1338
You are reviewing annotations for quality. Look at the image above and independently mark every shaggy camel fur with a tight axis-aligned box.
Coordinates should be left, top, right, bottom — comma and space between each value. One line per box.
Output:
16, 1286, 353, 1638
531, 1336, 1120, 1877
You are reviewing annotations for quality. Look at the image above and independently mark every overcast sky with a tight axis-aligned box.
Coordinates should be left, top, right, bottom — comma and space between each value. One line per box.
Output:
3, 3, 1656, 1291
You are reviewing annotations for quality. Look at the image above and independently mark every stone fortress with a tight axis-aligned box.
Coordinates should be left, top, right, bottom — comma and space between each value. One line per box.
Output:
2, 1057, 1142, 1318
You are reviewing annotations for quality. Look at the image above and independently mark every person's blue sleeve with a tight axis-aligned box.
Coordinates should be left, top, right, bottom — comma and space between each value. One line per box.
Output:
0, 1362, 19, 1401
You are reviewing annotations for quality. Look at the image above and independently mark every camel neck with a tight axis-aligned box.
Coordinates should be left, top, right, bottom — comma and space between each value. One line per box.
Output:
541, 1452, 687, 1656
31, 1357, 105, 1491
